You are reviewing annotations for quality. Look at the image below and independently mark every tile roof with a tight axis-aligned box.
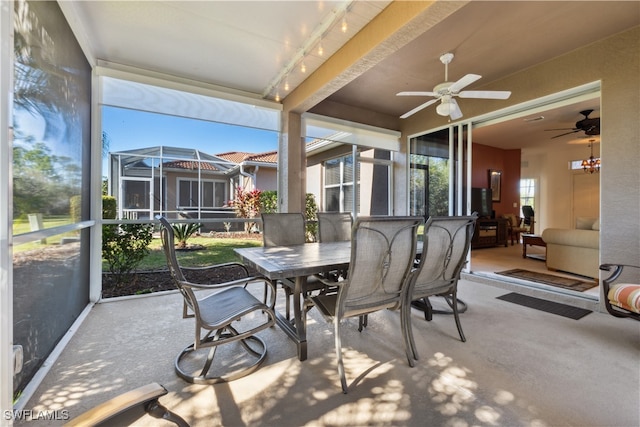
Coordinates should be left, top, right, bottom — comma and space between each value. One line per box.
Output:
216, 151, 277, 164
162, 160, 222, 171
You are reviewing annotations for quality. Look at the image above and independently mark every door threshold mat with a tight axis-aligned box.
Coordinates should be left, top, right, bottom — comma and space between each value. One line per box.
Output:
497, 292, 592, 320
495, 268, 596, 292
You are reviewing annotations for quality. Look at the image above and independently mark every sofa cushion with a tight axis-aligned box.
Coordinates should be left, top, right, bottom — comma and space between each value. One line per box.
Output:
541, 228, 599, 249
576, 217, 598, 230
609, 283, 640, 314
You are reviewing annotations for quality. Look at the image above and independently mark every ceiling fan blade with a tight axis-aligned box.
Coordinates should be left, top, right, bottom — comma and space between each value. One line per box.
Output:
551, 130, 580, 139
400, 98, 439, 119
449, 98, 463, 120
458, 90, 511, 99
396, 91, 436, 97
448, 74, 481, 93
545, 128, 577, 131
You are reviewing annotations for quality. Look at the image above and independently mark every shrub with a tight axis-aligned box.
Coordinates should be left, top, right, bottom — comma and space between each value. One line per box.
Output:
229, 188, 261, 232
102, 196, 116, 219
305, 193, 318, 242
230, 189, 318, 240
260, 190, 278, 214
102, 223, 153, 286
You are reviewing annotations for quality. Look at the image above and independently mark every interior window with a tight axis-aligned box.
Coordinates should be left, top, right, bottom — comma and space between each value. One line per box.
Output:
520, 178, 536, 217
323, 155, 359, 212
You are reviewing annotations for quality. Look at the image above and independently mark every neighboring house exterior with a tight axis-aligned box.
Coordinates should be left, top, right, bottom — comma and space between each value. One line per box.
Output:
217, 150, 278, 196
110, 143, 392, 222
306, 140, 394, 217
108, 146, 277, 228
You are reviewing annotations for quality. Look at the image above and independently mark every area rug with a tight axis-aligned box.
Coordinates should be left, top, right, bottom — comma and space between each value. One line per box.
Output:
497, 293, 592, 320
495, 268, 596, 292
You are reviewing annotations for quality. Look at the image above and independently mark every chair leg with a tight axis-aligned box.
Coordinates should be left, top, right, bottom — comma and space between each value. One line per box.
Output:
401, 303, 417, 367
423, 298, 433, 321
451, 291, 466, 342
144, 399, 190, 427
284, 285, 292, 321
357, 314, 368, 332
334, 319, 348, 393
175, 329, 268, 385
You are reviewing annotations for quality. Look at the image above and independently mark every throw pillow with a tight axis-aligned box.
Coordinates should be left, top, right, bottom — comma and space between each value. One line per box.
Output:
503, 214, 516, 227
592, 219, 600, 231
576, 217, 595, 230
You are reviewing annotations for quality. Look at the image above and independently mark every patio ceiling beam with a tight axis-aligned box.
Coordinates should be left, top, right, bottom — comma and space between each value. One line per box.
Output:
282, 1, 469, 115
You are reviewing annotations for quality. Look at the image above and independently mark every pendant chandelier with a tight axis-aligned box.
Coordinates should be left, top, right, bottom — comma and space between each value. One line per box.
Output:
581, 141, 600, 174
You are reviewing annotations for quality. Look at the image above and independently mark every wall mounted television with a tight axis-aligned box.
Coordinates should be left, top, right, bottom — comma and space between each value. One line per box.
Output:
471, 187, 493, 218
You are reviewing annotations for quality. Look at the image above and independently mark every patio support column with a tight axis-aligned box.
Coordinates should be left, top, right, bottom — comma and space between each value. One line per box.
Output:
278, 111, 305, 213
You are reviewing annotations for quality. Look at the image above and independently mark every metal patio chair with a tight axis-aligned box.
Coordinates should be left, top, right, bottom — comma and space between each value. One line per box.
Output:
64, 383, 188, 427
307, 216, 423, 393
317, 212, 353, 243
403, 214, 477, 365
156, 216, 275, 384
599, 263, 640, 320
261, 213, 328, 319
317, 212, 353, 283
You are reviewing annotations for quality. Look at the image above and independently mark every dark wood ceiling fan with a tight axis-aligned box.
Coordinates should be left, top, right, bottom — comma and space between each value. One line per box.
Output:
545, 109, 600, 139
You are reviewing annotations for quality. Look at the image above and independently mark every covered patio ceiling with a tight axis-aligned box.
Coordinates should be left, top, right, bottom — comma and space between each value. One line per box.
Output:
60, 1, 640, 149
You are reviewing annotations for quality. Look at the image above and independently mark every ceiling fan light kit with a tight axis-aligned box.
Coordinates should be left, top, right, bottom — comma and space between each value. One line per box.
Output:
397, 52, 511, 120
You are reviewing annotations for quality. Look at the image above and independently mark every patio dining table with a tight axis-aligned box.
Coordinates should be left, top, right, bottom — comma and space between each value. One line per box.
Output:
235, 241, 351, 361
235, 240, 424, 361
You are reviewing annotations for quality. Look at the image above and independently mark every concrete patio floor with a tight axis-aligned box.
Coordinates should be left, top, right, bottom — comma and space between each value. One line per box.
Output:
17, 279, 639, 427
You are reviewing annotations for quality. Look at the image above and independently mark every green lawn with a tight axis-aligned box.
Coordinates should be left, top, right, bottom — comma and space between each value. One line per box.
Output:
13, 216, 71, 235
13, 216, 80, 252
105, 236, 263, 271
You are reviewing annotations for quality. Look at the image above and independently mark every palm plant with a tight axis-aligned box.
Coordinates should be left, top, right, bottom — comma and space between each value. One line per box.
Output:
172, 222, 202, 249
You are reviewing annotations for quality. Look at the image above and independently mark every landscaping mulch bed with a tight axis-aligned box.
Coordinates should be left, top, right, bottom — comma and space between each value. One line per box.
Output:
102, 262, 257, 298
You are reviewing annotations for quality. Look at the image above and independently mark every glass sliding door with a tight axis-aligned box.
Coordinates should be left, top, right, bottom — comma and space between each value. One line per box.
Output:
409, 125, 471, 219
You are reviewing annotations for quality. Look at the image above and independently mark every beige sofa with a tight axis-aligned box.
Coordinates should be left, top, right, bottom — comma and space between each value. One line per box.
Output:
541, 217, 600, 280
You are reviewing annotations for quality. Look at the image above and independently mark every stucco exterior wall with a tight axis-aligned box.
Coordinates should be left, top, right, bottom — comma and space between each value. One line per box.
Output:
255, 167, 277, 192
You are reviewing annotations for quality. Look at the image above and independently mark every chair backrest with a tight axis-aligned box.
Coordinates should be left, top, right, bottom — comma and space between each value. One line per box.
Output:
261, 213, 306, 247
338, 216, 423, 318
522, 205, 534, 223
317, 212, 353, 243
503, 213, 521, 228
410, 214, 478, 299
156, 216, 197, 311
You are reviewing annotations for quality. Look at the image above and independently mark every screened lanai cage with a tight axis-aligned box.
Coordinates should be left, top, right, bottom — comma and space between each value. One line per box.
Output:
108, 146, 244, 231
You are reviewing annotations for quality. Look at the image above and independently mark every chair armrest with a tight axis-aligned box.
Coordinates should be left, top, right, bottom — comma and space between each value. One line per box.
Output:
600, 263, 640, 271
600, 264, 640, 292
180, 275, 268, 291
181, 262, 249, 276
64, 383, 177, 427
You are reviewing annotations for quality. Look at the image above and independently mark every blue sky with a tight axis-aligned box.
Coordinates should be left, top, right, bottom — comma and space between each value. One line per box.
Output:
102, 106, 279, 159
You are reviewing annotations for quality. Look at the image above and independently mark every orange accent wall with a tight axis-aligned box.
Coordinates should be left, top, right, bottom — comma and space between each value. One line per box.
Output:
472, 143, 521, 217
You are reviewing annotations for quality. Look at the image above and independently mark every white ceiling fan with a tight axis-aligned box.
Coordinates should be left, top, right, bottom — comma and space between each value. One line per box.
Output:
397, 53, 511, 120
